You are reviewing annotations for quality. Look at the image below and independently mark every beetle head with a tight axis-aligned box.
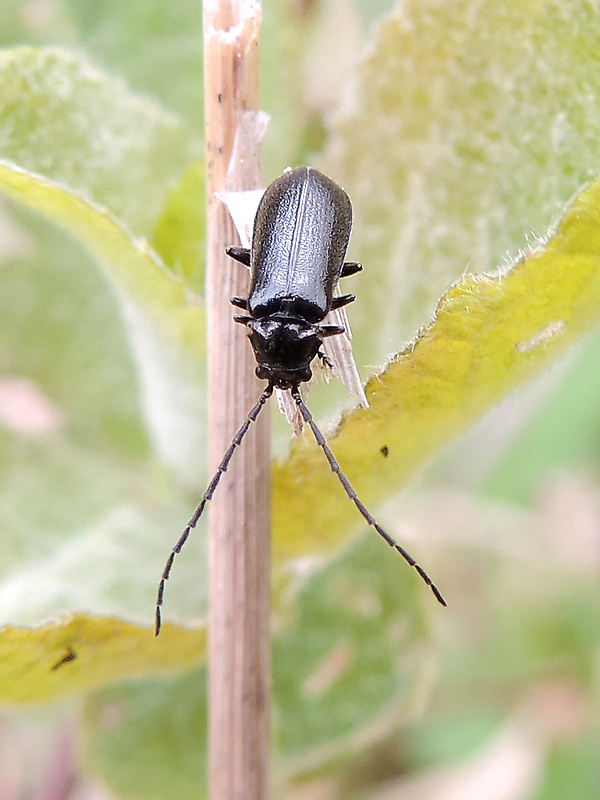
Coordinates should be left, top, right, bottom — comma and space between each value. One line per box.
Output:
244, 315, 323, 389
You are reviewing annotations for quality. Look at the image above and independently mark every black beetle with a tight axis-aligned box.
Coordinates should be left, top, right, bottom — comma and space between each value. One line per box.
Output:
228, 166, 361, 388
155, 167, 445, 635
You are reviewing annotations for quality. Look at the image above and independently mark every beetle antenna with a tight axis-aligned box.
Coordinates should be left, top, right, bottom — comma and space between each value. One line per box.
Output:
291, 388, 446, 606
155, 385, 274, 636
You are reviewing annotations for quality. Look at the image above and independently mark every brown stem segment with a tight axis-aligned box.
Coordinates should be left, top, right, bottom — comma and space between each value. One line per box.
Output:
203, 1, 270, 798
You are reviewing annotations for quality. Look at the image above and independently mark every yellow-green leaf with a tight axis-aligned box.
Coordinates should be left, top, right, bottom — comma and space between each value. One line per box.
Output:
272, 179, 600, 566
0, 615, 204, 704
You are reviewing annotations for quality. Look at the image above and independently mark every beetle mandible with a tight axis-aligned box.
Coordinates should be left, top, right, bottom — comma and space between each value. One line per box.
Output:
155, 166, 445, 635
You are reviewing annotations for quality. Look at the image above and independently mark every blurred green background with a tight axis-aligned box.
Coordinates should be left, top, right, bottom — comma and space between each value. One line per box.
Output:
0, 1, 599, 798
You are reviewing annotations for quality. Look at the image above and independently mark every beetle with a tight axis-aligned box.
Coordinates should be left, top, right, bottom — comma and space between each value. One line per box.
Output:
228, 166, 361, 388
155, 166, 445, 635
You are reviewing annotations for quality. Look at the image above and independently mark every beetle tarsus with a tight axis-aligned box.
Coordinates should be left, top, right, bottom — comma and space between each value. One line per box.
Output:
317, 351, 335, 370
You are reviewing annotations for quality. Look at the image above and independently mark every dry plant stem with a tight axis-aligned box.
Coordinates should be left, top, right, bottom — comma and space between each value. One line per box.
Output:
203, 2, 270, 799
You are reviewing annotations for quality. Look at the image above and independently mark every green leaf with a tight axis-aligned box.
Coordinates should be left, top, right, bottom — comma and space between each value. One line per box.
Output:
484, 328, 600, 503
274, 535, 434, 762
0, 159, 207, 480
83, 668, 207, 800
0, 217, 145, 453
0, 46, 199, 235
0, 46, 207, 482
0, 48, 210, 699
322, 0, 600, 370
82, 535, 435, 799
2, 3, 600, 797
152, 159, 206, 290
63, 0, 204, 128
0, 160, 202, 345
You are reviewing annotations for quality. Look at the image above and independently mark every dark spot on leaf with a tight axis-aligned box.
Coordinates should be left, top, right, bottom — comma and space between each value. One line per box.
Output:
51, 646, 76, 671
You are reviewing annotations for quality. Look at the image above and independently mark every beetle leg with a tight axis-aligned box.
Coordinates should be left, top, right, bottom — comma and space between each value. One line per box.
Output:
226, 246, 251, 267
318, 324, 345, 338
317, 350, 335, 370
331, 293, 355, 310
233, 315, 252, 326
340, 261, 362, 278
231, 297, 249, 310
